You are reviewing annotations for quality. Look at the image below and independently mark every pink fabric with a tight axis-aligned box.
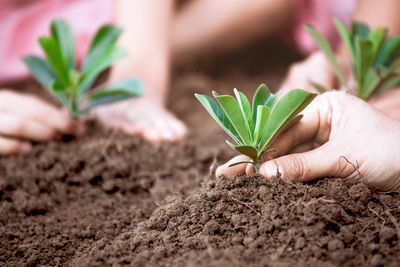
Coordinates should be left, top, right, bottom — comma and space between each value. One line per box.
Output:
292, 0, 356, 55
0, 0, 114, 84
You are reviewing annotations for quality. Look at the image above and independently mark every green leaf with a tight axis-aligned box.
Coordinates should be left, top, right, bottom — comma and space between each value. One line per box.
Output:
38, 36, 70, 87
253, 105, 270, 146
77, 46, 127, 97
258, 89, 316, 156
88, 77, 143, 108
334, 18, 355, 60
22, 56, 56, 90
234, 145, 258, 160
50, 81, 69, 106
82, 25, 123, 72
228, 161, 254, 167
382, 76, 400, 89
226, 141, 258, 160
195, 94, 242, 144
354, 36, 374, 93
369, 27, 387, 57
233, 88, 252, 137
50, 20, 75, 70
252, 84, 273, 125
305, 24, 349, 90
265, 94, 278, 109
309, 80, 328, 94
279, 114, 304, 133
352, 22, 370, 38
374, 37, 400, 68
390, 58, 400, 73
213, 91, 252, 144
358, 68, 380, 99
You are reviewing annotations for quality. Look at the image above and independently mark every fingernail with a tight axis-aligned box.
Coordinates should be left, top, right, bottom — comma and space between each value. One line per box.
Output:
21, 143, 32, 153
245, 164, 255, 175
261, 161, 283, 179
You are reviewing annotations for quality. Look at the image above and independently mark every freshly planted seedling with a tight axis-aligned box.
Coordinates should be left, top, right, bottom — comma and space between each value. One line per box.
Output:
23, 20, 143, 117
305, 19, 400, 99
195, 84, 316, 172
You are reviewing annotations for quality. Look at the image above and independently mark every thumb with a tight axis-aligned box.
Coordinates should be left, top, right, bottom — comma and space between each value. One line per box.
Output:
259, 144, 353, 182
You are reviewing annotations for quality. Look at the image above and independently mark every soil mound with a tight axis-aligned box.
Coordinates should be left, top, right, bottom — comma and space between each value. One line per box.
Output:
75, 175, 400, 267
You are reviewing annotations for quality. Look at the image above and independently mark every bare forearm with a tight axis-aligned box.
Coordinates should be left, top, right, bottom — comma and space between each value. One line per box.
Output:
115, 0, 174, 99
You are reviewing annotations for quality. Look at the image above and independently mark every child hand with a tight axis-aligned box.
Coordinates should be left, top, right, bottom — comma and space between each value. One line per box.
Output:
279, 51, 335, 95
94, 49, 187, 142
217, 91, 400, 191
94, 96, 187, 142
0, 90, 82, 154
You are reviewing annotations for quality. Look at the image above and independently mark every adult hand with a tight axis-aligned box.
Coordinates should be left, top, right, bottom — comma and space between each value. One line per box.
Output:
0, 90, 82, 155
217, 91, 400, 191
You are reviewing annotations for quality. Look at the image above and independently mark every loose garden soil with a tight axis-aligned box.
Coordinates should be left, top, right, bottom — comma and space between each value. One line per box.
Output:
1, 41, 400, 267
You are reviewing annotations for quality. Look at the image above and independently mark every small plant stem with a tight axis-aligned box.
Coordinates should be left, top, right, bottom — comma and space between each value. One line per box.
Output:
253, 159, 262, 174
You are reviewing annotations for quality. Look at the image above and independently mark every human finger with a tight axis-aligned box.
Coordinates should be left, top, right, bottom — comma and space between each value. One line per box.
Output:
0, 113, 55, 141
216, 155, 250, 177
259, 143, 355, 182
0, 91, 81, 135
0, 136, 31, 155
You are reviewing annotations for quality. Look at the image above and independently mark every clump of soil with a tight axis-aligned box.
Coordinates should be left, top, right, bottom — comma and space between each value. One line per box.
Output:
75, 175, 400, 267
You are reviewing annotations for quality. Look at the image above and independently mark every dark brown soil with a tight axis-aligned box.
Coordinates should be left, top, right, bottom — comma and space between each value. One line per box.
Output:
1, 41, 400, 266
74, 176, 400, 267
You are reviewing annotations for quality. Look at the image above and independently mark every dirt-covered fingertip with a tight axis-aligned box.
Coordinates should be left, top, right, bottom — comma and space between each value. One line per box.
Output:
260, 160, 284, 180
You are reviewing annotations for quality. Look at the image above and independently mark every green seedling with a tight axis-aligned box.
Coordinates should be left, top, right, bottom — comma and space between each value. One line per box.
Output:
305, 19, 400, 99
195, 84, 316, 172
23, 20, 143, 117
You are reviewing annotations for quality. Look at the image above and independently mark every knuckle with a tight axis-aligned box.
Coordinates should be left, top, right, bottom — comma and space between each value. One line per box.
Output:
285, 155, 307, 182
334, 156, 359, 178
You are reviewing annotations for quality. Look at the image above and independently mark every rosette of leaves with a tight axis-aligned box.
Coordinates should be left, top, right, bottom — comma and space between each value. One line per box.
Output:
305, 19, 400, 99
195, 84, 316, 172
23, 20, 143, 117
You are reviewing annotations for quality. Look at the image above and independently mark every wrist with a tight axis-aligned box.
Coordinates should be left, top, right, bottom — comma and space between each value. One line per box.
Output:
110, 59, 169, 102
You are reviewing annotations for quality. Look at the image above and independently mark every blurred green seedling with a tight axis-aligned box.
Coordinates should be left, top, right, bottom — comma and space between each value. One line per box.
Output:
306, 19, 400, 99
23, 20, 143, 117
195, 84, 316, 172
